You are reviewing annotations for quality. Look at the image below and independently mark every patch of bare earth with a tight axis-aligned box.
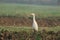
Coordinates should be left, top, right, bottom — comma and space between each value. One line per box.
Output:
0, 16, 60, 27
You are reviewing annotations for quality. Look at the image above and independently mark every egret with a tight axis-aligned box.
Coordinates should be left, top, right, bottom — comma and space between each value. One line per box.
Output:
31, 13, 38, 32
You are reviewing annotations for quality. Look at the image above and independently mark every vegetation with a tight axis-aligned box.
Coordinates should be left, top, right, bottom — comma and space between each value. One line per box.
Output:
0, 3, 60, 40
0, 3, 60, 18
0, 26, 60, 32
0, 27, 60, 40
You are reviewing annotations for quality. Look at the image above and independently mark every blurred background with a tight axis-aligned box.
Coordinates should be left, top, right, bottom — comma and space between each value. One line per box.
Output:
0, 0, 60, 5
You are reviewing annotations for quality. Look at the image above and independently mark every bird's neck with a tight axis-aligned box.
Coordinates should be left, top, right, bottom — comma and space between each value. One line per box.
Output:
33, 15, 35, 21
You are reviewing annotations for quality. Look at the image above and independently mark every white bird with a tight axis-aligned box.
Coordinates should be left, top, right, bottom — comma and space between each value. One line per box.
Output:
31, 13, 38, 32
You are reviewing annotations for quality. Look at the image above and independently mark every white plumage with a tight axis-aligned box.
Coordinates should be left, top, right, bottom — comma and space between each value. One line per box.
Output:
31, 13, 38, 32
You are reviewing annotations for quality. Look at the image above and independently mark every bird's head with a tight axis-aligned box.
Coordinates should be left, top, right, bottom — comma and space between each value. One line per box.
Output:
27, 13, 35, 19
31, 13, 35, 16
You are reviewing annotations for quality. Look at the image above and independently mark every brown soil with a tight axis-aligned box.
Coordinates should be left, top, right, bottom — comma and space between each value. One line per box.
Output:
0, 16, 60, 27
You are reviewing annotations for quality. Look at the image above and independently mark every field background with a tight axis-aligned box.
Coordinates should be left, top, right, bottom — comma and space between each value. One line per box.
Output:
0, 3, 60, 27
0, 3, 60, 18
0, 3, 60, 40
0, 3, 60, 31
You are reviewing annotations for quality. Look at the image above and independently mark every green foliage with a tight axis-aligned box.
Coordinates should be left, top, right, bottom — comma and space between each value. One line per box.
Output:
0, 26, 60, 40
0, 3, 60, 18
0, 26, 60, 32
